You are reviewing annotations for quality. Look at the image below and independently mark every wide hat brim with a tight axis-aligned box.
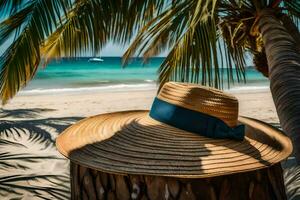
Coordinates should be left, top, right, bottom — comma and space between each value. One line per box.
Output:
56, 110, 292, 178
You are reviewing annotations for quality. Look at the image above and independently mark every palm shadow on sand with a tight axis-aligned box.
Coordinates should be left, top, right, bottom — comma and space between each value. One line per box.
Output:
0, 108, 83, 200
0, 108, 56, 119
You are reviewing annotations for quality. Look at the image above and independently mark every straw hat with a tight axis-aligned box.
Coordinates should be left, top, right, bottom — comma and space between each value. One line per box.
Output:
56, 82, 292, 178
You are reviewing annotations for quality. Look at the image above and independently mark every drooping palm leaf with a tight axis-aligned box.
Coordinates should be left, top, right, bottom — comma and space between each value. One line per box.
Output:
0, 0, 70, 104
108, 0, 167, 45
1, 0, 300, 102
0, 3, 33, 46
42, 0, 166, 62
0, 0, 25, 17
124, 0, 247, 89
123, 0, 300, 89
285, 0, 300, 20
123, 1, 189, 58
42, 0, 108, 61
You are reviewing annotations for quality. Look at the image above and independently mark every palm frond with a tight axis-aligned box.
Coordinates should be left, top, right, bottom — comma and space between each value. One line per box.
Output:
42, 0, 108, 61
283, 0, 300, 31
109, 0, 168, 45
2, 0, 300, 101
123, 1, 191, 61
0, 0, 25, 17
42, 0, 167, 62
0, 0, 70, 104
158, 17, 222, 89
0, 3, 33, 46
284, 0, 300, 19
124, 0, 247, 89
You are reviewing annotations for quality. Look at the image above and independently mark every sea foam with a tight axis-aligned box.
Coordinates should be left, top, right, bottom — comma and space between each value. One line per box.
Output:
227, 85, 269, 92
20, 83, 156, 95
20, 83, 269, 96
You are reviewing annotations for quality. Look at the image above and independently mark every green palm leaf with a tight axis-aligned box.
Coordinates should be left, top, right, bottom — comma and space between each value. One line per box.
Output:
42, 0, 108, 61
0, 0, 25, 17
0, 0, 69, 104
124, 0, 246, 89
1, 0, 300, 102
42, 0, 166, 62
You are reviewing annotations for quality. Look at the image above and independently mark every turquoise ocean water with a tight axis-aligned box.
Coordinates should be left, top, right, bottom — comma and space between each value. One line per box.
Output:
22, 57, 269, 94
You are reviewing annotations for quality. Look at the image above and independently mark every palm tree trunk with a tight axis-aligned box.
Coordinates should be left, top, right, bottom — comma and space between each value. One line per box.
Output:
70, 162, 286, 200
258, 11, 300, 163
280, 14, 300, 52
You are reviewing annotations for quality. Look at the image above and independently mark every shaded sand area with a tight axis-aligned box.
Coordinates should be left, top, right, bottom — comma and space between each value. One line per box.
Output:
0, 88, 299, 199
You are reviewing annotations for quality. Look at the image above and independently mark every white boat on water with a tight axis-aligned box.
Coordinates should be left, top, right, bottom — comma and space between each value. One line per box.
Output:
88, 57, 104, 62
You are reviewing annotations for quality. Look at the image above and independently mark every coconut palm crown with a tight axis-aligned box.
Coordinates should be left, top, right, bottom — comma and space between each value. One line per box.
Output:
1, 0, 300, 161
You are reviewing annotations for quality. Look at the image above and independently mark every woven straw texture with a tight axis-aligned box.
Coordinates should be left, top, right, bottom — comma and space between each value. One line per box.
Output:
56, 82, 292, 178
158, 82, 238, 127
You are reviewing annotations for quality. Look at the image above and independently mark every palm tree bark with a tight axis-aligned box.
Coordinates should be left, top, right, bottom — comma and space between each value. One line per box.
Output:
280, 14, 300, 52
258, 11, 300, 163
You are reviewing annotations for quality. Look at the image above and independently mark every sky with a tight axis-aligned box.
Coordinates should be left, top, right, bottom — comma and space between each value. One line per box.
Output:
0, 38, 165, 57
0, 40, 167, 57
0, 9, 166, 57
101, 43, 130, 57
101, 42, 168, 57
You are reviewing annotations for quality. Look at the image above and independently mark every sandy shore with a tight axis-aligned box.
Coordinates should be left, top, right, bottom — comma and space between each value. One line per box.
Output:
2, 87, 279, 122
1, 88, 298, 199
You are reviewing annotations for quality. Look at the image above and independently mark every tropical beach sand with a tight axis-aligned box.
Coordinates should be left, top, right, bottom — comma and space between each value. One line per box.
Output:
0, 88, 299, 199
2, 88, 279, 121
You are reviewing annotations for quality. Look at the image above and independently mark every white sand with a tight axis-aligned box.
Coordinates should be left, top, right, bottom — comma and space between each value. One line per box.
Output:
0, 88, 284, 199
3, 87, 279, 122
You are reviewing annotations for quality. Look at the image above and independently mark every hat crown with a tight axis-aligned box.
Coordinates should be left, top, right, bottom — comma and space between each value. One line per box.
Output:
157, 82, 239, 127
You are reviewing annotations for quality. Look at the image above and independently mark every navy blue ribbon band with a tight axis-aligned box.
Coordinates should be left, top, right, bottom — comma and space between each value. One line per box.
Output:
149, 97, 245, 141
